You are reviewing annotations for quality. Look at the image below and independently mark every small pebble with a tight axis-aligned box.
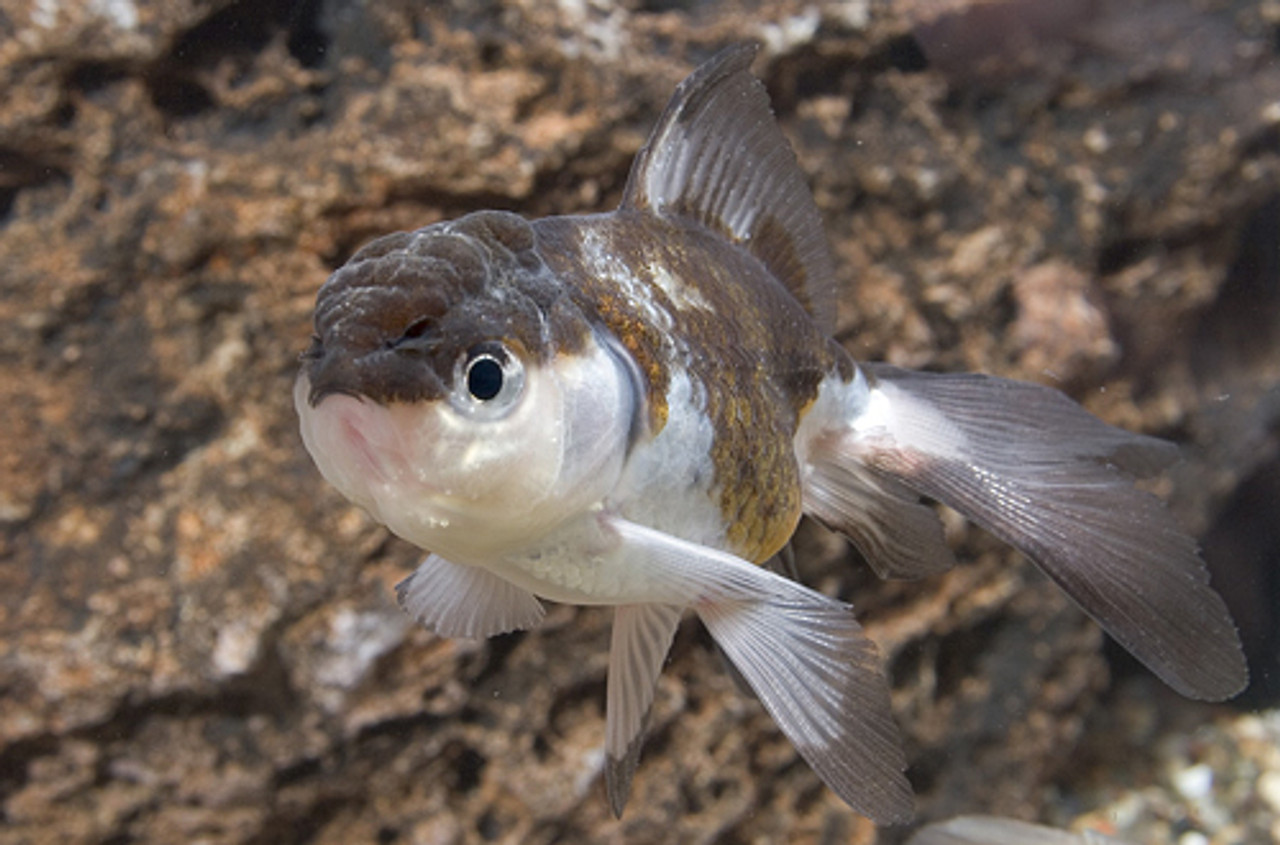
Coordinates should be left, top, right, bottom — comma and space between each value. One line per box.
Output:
1173, 763, 1213, 801
1258, 770, 1280, 814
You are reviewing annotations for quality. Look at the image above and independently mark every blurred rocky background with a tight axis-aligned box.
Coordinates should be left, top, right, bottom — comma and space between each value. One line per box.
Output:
1, 0, 1278, 843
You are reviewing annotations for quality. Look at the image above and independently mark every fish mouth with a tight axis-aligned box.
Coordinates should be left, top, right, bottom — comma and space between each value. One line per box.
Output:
297, 373, 505, 560
294, 373, 426, 512
331, 401, 389, 485
294, 374, 475, 527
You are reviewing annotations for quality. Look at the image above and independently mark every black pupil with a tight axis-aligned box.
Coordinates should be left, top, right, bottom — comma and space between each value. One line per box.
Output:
467, 357, 504, 401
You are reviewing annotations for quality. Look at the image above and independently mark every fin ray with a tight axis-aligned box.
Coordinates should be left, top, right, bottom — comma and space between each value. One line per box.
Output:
805, 436, 958, 579
395, 554, 545, 639
850, 365, 1247, 701
604, 516, 912, 823
605, 603, 683, 817
620, 43, 838, 333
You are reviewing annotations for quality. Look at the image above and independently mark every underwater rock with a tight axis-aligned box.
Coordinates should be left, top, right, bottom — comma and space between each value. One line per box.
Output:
2, 1, 1277, 843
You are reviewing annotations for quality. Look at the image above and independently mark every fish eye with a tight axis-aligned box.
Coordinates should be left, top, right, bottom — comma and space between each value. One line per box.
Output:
466, 354, 504, 401
451, 341, 525, 418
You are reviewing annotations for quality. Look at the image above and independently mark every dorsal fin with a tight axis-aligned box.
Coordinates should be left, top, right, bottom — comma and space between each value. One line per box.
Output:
619, 43, 838, 333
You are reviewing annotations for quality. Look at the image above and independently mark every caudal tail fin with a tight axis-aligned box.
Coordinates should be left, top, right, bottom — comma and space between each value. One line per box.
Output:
804, 364, 1247, 702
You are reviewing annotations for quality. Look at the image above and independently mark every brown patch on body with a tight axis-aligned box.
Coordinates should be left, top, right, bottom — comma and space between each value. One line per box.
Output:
535, 212, 844, 563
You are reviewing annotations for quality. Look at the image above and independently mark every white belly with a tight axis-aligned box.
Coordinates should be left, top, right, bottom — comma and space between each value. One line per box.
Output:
484, 368, 731, 605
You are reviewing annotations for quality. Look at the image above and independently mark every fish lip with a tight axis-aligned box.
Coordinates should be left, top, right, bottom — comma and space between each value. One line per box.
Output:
331, 399, 392, 486
297, 375, 465, 521
306, 382, 363, 408
298, 384, 396, 487
296, 372, 397, 482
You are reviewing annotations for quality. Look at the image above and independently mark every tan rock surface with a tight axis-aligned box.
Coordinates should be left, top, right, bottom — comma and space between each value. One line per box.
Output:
2, 1, 1277, 843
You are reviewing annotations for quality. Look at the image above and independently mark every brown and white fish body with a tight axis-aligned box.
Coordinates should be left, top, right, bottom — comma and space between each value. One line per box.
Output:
295, 44, 1246, 822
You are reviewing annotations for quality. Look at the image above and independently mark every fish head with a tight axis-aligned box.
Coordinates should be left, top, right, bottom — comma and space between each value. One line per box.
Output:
296, 211, 636, 561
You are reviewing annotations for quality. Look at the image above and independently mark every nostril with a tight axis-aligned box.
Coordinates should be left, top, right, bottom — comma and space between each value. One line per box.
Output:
402, 318, 432, 340
387, 318, 436, 351
301, 335, 325, 361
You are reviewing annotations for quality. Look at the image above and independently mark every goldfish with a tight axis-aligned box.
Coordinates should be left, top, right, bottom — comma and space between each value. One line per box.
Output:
906, 816, 1128, 845
295, 43, 1246, 822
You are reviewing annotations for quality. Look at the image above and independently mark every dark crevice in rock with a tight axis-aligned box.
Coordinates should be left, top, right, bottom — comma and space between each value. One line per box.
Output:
545, 676, 607, 735
635, 0, 699, 12
284, 0, 328, 69
0, 149, 70, 224
272, 755, 325, 791
65, 60, 133, 94
349, 711, 442, 746
0, 734, 61, 802
447, 743, 487, 793
1096, 236, 1156, 277
86, 686, 293, 747
0, 660, 299, 804
467, 629, 528, 687
881, 34, 930, 74
1241, 118, 1280, 160
475, 808, 503, 841
144, 0, 331, 119
1192, 193, 1280, 380
1096, 216, 1231, 279
933, 616, 1006, 700
146, 72, 216, 118
168, 0, 321, 71
888, 638, 929, 690
476, 38, 506, 71
98, 394, 228, 490
251, 785, 357, 845
763, 48, 863, 111
903, 746, 944, 797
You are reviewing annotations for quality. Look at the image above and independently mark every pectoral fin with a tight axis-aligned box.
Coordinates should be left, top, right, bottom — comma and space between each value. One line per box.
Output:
602, 516, 912, 824
823, 364, 1247, 701
395, 554, 545, 639
605, 603, 682, 817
